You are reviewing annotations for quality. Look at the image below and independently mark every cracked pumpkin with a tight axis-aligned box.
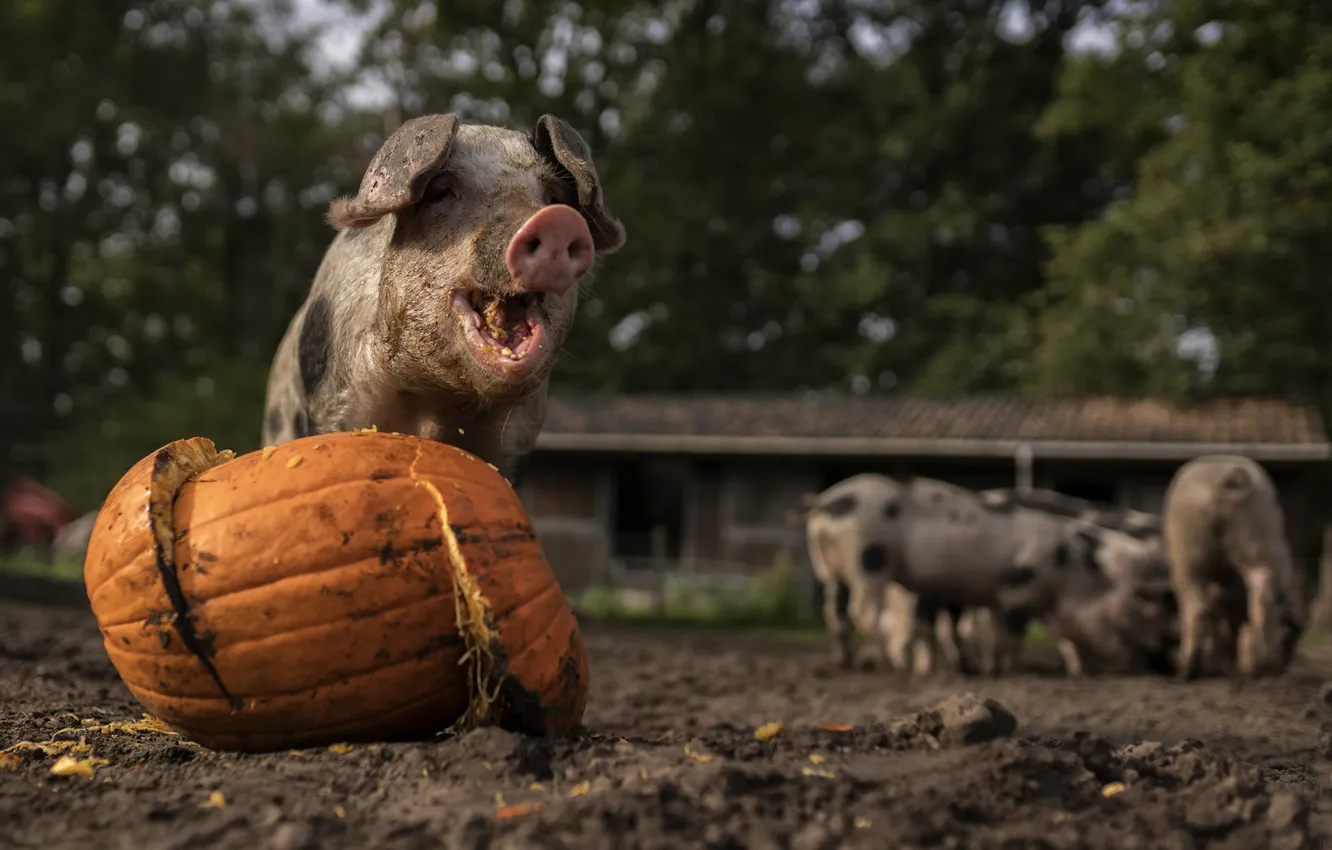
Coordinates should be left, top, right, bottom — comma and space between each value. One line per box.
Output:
82, 431, 589, 753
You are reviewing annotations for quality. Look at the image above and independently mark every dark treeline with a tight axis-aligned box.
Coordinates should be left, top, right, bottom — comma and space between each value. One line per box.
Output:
4, 0, 1330, 508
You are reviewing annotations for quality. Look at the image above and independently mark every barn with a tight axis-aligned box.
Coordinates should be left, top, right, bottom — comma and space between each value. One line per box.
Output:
514, 394, 1330, 612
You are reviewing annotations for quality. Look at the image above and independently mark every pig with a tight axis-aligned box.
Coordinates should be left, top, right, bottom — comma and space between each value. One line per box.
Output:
882, 476, 1119, 677
260, 113, 626, 480
994, 519, 1178, 677
801, 475, 970, 672
803, 474, 1178, 678
801, 474, 911, 670
1163, 455, 1304, 679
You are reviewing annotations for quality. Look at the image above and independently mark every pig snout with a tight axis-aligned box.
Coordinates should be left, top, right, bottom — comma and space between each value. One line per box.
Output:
505, 204, 595, 295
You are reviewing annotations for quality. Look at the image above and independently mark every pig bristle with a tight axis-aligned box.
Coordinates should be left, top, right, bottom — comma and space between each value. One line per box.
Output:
326, 196, 366, 231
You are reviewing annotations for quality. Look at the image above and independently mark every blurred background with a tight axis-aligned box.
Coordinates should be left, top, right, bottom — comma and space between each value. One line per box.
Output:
4, 0, 1331, 627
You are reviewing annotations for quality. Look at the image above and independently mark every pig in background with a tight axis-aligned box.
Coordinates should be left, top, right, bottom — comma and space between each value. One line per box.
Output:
1163, 454, 1305, 679
800, 474, 1176, 679
261, 112, 626, 481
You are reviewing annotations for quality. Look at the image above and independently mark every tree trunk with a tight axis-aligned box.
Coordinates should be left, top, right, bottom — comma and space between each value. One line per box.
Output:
1309, 524, 1332, 631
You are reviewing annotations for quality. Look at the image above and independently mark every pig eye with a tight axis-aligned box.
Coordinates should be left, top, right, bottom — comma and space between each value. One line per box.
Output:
423, 178, 454, 205
543, 181, 574, 207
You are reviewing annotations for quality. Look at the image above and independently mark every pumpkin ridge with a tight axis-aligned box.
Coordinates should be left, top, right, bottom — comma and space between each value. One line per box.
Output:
487, 579, 563, 664
173, 474, 415, 539
112, 625, 466, 701
487, 567, 560, 618
177, 534, 446, 611
92, 541, 439, 631
87, 463, 412, 607
102, 583, 464, 660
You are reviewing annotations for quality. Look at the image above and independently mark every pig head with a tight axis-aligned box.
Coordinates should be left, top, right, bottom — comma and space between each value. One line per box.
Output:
261, 113, 626, 476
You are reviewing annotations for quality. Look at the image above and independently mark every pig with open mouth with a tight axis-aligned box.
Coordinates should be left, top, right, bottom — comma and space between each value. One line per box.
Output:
260, 112, 626, 481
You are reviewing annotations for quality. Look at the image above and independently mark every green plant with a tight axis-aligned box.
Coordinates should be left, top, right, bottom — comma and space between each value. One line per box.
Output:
0, 551, 85, 583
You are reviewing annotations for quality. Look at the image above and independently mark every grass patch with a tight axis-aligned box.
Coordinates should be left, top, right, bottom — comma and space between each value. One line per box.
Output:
573, 555, 809, 633
0, 552, 84, 583
575, 609, 827, 642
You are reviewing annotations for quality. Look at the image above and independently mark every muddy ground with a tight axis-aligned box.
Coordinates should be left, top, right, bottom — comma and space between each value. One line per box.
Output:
4, 587, 1332, 850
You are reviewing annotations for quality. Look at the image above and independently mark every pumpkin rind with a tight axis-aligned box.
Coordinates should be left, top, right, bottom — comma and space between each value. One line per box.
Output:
83, 430, 589, 752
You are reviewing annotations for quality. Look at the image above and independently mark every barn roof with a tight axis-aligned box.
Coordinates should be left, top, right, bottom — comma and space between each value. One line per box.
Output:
533, 394, 1331, 462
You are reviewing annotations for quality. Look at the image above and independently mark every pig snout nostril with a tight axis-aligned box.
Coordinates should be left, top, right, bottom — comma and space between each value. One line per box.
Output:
506, 205, 595, 293
519, 235, 542, 258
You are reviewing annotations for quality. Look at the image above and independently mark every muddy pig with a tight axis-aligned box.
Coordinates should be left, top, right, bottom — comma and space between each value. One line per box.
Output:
261, 113, 627, 479
995, 519, 1178, 677
1164, 455, 1303, 679
801, 474, 911, 670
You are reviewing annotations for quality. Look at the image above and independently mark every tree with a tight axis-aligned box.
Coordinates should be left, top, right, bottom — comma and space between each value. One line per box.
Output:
348, 0, 1115, 395
1020, 1, 1332, 413
1, 0, 365, 505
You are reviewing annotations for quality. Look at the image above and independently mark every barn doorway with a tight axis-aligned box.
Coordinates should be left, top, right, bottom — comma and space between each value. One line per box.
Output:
610, 457, 687, 565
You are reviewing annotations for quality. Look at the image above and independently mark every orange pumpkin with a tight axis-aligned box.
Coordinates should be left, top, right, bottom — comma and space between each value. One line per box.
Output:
83, 429, 589, 753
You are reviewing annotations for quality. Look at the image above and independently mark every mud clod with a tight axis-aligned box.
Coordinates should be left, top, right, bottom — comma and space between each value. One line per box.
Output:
890, 693, 1019, 746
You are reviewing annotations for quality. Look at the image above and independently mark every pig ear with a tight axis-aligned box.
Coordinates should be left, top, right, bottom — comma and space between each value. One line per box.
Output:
327, 113, 461, 230
533, 114, 627, 253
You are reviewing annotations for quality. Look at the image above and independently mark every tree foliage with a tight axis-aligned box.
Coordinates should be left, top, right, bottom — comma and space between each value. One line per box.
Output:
1023, 0, 1332, 411
3, 0, 1329, 508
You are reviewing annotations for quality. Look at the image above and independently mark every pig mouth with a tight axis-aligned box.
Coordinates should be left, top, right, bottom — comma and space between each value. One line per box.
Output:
452, 290, 549, 379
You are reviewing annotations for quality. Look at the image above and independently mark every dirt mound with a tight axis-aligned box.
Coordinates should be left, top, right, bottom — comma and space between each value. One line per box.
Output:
2, 599, 1330, 849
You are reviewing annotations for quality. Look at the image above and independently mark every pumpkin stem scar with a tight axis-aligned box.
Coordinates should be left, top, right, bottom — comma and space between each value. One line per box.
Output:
148, 440, 241, 711
409, 444, 504, 730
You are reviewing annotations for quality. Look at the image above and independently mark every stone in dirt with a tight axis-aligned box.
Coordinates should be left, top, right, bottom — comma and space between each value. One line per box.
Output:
890, 693, 1019, 747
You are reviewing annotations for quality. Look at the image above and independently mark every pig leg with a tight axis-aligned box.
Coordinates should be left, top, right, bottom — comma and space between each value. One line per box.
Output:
911, 636, 936, 675
1172, 571, 1214, 680
821, 578, 855, 669
1055, 636, 1086, 678
900, 596, 944, 676
957, 608, 992, 674
911, 605, 946, 676
1236, 621, 1256, 677
1238, 566, 1281, 676
988, 610, 1028, 676
848, 585, 889, 670
873, 583, 913, 672
932, 604, 968, 674
885, 603, 921, 674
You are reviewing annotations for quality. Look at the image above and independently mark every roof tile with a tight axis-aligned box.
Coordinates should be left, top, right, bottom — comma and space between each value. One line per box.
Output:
540, 394, 1328, 445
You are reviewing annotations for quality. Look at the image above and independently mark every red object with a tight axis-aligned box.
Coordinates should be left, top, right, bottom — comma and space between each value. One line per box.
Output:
1, 475, 77, 550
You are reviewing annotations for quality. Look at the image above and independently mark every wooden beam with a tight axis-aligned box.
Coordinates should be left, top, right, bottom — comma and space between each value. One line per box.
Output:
534, 433, 1331, 462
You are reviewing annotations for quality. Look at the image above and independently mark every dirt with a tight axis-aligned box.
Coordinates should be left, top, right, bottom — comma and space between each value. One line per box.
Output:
4, 593, 1332, 850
